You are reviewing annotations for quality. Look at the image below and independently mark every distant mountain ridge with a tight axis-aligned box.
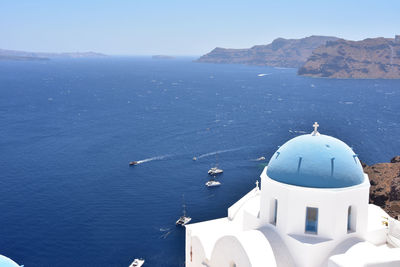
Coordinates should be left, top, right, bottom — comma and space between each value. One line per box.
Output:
152, 55, 175, 59
298, 36, 400, 78
197, 36, 339, 68
0, 48, 106, 61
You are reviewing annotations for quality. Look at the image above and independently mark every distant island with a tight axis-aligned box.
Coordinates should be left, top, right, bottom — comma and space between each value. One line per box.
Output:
0, 48, 106, 61
198, 35, 400, 79
152, 55, 175, 59
298, 36, 400, 79
197, 35, 339, 68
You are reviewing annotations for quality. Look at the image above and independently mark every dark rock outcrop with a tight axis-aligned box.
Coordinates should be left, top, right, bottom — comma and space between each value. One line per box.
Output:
197, 36, 339, 68
363, 156, 400, 218
391, 156, 400, 163
298, 36, 400, 79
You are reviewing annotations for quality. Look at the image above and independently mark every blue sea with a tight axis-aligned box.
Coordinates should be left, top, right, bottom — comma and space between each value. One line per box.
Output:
0, 57, 399, 267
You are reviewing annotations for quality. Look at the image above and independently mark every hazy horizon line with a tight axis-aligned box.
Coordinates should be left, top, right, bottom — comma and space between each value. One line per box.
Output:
1, 33, 398, 57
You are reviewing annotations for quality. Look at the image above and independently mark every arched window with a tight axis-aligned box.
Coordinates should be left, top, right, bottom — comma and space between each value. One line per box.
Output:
230, 261, 237, 267
305, 207, 318, 234
347, 206, 356, 232
270, 198, 278, 225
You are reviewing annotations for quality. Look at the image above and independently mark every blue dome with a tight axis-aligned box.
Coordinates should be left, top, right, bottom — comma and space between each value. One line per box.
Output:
267, 134, 364, 188
0, 255, 20, 267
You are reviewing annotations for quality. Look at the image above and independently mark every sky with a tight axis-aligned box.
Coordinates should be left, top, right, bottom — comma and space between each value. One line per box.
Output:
0, 0, 399, 56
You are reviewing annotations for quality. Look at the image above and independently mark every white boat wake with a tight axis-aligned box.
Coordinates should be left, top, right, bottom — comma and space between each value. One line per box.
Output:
196, 147, 245, 159
160, 230, 173, 239
289, 130, 307, 134
136, 155, 171, 164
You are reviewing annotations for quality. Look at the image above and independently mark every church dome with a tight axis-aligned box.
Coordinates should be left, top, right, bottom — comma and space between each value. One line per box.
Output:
267, 126, 364, 188
0, 255, 20, 267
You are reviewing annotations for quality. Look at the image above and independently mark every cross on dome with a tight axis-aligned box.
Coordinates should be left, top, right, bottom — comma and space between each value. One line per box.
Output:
313, 122, 319, 132
312, 122, 320, 136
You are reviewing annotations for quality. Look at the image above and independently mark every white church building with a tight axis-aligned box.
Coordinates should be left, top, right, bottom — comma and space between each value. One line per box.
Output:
185, 123, 400, 267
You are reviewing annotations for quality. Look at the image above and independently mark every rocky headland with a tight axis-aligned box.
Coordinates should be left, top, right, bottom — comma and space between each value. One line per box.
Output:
363, 156, 400, 218
197, 35, 339, 68
298, 36, 400, 78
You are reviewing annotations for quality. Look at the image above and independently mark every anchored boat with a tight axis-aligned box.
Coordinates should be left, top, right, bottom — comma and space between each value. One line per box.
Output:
176, 196, 191, 226
129, 258, 145, 267
208, 167, 223, 175
208, 153, 223, 175
205, 179, 221, 187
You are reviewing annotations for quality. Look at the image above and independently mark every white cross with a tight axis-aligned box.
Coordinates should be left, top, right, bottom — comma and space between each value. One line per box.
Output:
255, 180, 259, 189
313, 122, 319, 134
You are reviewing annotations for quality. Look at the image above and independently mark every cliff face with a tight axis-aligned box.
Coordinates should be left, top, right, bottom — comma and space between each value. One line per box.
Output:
298, 37, 400, 78
197, 36, 339, 68
363, 156, 400, 218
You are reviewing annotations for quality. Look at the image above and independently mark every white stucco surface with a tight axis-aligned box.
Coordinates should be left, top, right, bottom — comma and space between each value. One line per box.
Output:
185, 132, 400, 267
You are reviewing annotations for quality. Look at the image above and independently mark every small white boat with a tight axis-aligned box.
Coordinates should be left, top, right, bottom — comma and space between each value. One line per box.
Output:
129, 258, 145, 267
256, 156, 266, 161
208, 153, 223, 175
208, 167, 223, 175
192, 157, 197, 161
206, 180, 221, 187
176, 196, 192, 226
176, 215, 192, 226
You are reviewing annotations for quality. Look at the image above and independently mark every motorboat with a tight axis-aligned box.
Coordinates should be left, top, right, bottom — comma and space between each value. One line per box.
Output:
256, 156, 266, 161
192, 157, 197, 161
129, 161, 139, 166
206, 180, 221, 187
208, 167, 223, 175
129, 258, 145, 267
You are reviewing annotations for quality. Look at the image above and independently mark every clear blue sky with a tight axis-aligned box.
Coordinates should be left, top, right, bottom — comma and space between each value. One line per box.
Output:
0, 0, 399, 55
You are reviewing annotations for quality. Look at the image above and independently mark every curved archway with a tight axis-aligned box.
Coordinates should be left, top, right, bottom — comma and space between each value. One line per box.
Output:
209, 230, 277, 267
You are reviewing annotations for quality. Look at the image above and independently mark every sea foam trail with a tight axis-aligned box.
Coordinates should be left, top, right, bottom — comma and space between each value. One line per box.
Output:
288, 130, 307, 134
196, 147, 245, 159
161, 230, 173, 239
136, 154, 171, 164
